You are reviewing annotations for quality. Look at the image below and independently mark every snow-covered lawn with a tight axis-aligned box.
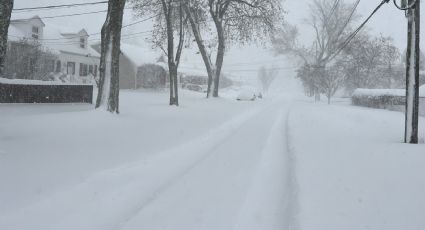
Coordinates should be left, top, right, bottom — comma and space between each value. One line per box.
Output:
0, 88, 424, 230
0, 90, 257, 213
289, 99, 425, 230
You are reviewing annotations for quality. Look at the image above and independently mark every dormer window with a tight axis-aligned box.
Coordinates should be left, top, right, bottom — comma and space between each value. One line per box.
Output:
32, 26, 39, 39
80, 37, 86, 48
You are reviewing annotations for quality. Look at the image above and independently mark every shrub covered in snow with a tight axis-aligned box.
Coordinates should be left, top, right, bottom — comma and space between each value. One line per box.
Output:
352, 87, 425, 116
352, 88, 406, 109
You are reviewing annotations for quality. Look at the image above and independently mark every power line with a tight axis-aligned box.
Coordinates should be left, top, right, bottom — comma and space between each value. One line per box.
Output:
222, 59, 288, 67
180, 65, 298, 72
223, 67, 298, 72
36, 7, 132, 20
13, 1, 108, 12
40, 9, 108, 19
29, 14, 159, 41
342, 0, 361, 30
330, 0, 390, 60
40, 30, 154, 45
122, 14, 159, 28
329, 0, 342, 17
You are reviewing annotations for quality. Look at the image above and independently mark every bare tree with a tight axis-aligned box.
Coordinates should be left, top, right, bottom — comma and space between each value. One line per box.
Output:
295, 33, 401, 102
258, 66, 278, 94
96, 0, 127, 113
273, 0, 359, 100
320, 64, 344, 104
132, 0, 188, 106
184, 0, 282, 98
5, 39, 58, 80
296, 64, 316, 97
0, 0, 14, 76
341, 34, 401, 93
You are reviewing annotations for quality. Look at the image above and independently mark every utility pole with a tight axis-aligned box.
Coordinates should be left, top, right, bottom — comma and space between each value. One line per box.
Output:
404, 0, 420, 144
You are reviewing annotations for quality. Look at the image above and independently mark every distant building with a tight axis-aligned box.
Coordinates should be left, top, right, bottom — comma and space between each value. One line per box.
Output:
93, 42, 167, 89
7, 15, 100, 83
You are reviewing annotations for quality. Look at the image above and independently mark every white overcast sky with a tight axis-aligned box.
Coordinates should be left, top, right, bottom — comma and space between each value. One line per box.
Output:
11, 0, 425, 79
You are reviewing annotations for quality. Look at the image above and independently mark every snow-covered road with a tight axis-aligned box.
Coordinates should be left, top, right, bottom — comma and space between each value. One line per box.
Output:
0, 93, 296, 230
2, 89, 424, 230
118, 103, 292, 230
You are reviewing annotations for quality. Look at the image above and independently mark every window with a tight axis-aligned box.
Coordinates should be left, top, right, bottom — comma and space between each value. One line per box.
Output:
48, 60, 55, 72
56, 60, 61, 73
94, 65, 98, 77
89, 65, 94, 75
67, 62, 75, 75
32, 26, 39, 39
79, 63, 88, 76
80, 37, 86, 48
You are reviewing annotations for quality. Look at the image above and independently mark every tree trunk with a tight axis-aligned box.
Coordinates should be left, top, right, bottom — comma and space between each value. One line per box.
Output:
183, 3, 215, 98
95, 0, 126, 114
169, 64, 179, 106
173, 67, 179, 106
404, 0, 420, 144
314, 87, 321, 102
0, 0, 14, 76
162, 0, 180, 106
213, 19, 225, 98
327, 92, 331, 105
169, 66, 175, 105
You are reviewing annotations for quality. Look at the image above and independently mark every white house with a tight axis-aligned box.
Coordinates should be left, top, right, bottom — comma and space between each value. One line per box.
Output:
7, 15, 100, 83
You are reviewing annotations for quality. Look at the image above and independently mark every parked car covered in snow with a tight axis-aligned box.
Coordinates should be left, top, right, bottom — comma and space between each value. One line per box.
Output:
184, 84, 207, 93
236, 89, 257, 101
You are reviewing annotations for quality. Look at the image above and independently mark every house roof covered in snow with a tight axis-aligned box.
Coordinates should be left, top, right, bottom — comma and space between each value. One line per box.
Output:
116, 42, 209, 77
42, 23, 100, 58
119, 43, 163, 67
7, 16, 100, 58
10, 15, 45, 26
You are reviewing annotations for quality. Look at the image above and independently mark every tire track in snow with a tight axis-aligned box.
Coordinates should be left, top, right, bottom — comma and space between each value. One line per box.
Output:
0, 100, 280, 230
114, 102, 285, 230
284, 105, 301, 230
116, 102, 287, 230
232, 108, 288, 230
231, 102, 300, 230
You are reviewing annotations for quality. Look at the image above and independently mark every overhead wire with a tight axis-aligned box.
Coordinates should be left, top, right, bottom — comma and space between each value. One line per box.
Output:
40, 30, 154, 45
330, 0, 390, 60
36, 7, 132, 20
329, 0, 342, 17
13, 1, 109, 12
29, 14, 160, 42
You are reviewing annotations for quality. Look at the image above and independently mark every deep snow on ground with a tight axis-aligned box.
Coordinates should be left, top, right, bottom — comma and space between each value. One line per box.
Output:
1, 82, 424, 230
0, 89, 259, 213
289, 99, 425, 230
